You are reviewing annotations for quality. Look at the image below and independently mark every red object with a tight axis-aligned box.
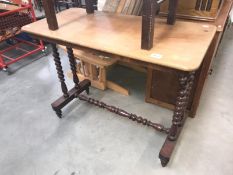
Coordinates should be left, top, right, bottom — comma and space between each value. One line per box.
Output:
0, 0, 45, 70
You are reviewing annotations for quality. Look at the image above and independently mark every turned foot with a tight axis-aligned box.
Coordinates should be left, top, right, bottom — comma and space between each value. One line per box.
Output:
168, 134, 177, 141
159, 154, 170, 167
85, 87, 90, 95
53, 108, 62, 118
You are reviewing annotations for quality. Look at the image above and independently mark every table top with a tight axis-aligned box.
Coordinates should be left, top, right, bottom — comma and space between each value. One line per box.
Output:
0, 2, 19, 11
22, 8, 216, 71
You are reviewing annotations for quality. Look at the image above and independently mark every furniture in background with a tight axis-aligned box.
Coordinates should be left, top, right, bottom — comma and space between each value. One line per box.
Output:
34, 0, 98, 12
103, 0, 143, 15
146, 0, 233, 117
54, 0, 98, 12
23, 0, 216, 167
0, 0, 45, 71
34, 0, 74, 11
67, 48, 129, 95
160, 0, 224, 21
54, 0, 79, 11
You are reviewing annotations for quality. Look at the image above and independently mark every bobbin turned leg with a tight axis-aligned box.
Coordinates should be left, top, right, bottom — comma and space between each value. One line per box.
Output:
51, 45, 91, 118
169, 74, 188, 141
66, 47, 90, 95
180, 72, 195, 126
52, 44, 69, 97
51, 44, 69, 118
67, 47, 80, 88
159, 71, 195, 167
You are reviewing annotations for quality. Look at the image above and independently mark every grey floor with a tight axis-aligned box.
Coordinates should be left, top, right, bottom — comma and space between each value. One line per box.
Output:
0, 28, 233, 175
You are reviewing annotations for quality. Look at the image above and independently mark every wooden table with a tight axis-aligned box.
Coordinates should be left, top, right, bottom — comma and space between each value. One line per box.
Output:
22, 7, 216, 167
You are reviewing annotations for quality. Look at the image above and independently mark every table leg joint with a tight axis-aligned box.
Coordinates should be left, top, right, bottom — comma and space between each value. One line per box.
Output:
51, 79, 91, 118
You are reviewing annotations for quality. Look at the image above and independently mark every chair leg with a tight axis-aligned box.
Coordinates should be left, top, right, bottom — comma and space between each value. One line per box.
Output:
167, 0, 179, 25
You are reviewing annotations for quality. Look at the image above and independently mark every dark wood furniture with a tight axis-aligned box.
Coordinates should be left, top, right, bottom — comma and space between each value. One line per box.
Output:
22, 0, 216, 167
160, 0, 224, 21
54, 0, 98, 12
146, 0, 233, 117
34, 0, 98, 12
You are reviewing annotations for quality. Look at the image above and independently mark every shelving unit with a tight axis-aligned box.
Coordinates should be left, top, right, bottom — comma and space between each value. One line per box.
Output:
0, 0, 45, 71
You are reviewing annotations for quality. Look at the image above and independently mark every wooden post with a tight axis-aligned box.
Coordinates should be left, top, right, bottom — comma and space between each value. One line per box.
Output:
141, 0, 155, 50
167, 0, 179, 25
195, 0, 202, 10
51, 44, 69, 98
42, 0, 58, 30
73, 0, 80, 7
85, 0, 95, 14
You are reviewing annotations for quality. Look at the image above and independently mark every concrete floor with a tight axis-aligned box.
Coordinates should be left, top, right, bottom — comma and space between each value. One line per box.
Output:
0, 28, 233, 175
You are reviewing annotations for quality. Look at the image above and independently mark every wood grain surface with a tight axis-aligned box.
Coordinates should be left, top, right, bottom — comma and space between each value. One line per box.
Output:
22, 8, 216, 71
